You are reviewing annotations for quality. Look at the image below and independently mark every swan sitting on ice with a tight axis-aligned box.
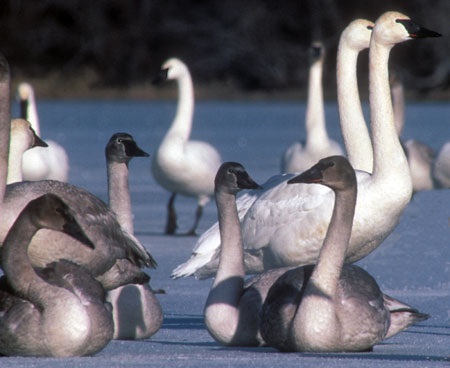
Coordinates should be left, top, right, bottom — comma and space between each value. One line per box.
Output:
18, 82, 70, 182
152, 58, 222, 235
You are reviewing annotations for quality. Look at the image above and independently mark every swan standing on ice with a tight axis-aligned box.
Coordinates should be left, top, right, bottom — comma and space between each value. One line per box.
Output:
152, 58, 222, 235
172, 13, 440, 279
7, 118, 48, 184
281, 42, 343, 173
18, 82, 70, 182
104, 133, 163, 340
0, 194, 114, 357
260, 156, 429, 352
0, 54, 154, 292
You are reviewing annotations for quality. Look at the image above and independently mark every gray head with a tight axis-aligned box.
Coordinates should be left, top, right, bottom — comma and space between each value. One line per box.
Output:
26, 194, 95, 249
215, 162, 261, 195
105, 133, 149, 164
288, 156, 356, 192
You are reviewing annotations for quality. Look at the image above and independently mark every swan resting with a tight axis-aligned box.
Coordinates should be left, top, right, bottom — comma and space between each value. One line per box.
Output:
0, 194, 114, 357
152, 58, 222, 235
260, 156, 429, 352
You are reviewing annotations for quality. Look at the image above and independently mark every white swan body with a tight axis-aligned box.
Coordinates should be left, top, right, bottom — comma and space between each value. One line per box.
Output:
260, 156, 428, 352
7, 118, 47, 184
151, 58, 222, 235
433, 142, 450, 188
104, 133, 163, 340
281, 42, 343, 173
18, 82, 70, 182
0, 194, 114, 357
172, 13, 441, 279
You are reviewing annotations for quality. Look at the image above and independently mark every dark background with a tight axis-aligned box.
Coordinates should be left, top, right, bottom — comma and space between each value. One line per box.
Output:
0, 0, 448, 98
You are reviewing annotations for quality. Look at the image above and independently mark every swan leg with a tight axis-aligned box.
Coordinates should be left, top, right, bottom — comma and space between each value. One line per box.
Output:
185, 204, 203, 236
165, 193, 178, 235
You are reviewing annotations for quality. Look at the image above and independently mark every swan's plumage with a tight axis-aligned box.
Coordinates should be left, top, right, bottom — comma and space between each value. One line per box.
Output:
152, 58, 222, 235
433, 142, 450, 188
18, 82, 70, 182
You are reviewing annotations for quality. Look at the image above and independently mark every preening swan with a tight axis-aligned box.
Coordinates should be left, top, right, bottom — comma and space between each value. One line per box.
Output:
204, 162, 290, 346
281, 42, 343, 173
7, 118, 48, 184
152, 57, 222, 235
18, 82, 70, 182
0, 54, 154, 292
104, 133, 163, 340
0, 194, 114, 357
433, 142, 450, 188
172, 13, 441, 279
260, 156, 429, 352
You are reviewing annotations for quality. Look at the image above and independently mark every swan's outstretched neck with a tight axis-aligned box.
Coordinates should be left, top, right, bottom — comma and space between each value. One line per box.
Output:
170, 67, 194, 139
0, 54, 10, 204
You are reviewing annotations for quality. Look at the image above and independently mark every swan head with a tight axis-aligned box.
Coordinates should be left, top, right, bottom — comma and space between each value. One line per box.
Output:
215, 162, 261, 195
27, 194, 95, 249
153, 58, 189, 83
309, 42, 324, 64
105, 132, 149, 164
372, 11, 441, 47
10, 118, 47, 151
287, 156, 356, 192
17, 82, 34, 101
340, 19, 374, 51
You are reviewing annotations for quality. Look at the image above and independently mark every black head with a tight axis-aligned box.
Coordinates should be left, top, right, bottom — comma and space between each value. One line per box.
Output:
215, 162, 261, 195
105, 132, 149, 164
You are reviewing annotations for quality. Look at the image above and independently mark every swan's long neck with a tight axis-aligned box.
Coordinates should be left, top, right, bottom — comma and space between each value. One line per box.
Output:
167, 70, 194, 142
2, 215, 59, 307
337, 41, 373, 173
21, 92, 40, 135
369, 41, 411, 187
107, 161, 133, 234
0, 59, 10, 204
305, 56, 329, 150
391, 80, 405, 136
7, 133, 25, 184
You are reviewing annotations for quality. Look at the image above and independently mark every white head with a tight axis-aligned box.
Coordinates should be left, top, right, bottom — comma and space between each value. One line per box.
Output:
340, 19, 374, 51
161, 58, 189, 80
17, 82, 34, 101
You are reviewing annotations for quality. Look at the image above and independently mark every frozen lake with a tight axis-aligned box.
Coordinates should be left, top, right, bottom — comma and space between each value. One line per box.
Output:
3, 100, 450, 367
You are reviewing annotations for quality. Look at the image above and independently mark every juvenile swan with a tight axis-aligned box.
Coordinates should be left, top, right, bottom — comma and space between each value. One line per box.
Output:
281, 42, 343, 174
7, 118, 48, 184
260, 156, 429, 352
0, 194, 114, 357
172, 13, 441, 279
104, 133, 163, 340
152, 58, 222, 235
18, 82, 70, 182
204, 162, 289, 346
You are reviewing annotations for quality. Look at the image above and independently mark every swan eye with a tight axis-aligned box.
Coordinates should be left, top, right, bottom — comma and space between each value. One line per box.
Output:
228, 168, 235, 174
367, 25, 373, 30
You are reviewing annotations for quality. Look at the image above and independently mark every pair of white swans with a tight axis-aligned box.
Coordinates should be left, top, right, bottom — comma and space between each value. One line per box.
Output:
203, 11, 439, 351
172, 11, 441, 280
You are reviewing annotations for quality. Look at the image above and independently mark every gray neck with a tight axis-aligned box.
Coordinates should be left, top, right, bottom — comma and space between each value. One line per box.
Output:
0, 66, 10, 204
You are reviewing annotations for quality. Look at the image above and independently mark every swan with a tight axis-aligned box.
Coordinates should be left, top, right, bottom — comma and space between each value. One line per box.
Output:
172, 18, 374, 279
172, 13, 441, 279
204, 162, 290, 346
104, 132, 163, 340
260, 156, 429, 352
433, 142, 450, 188
390, 73, 435, 191
18, 82, 70, 182
7, 118, 48, 184
281, 42, 343, 173
0, 54, 154, 291
151, 57, 222, 235
0, 193, 114, 357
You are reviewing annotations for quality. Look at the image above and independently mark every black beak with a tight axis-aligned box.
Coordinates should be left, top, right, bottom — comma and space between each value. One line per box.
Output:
237, 172, 261, 190
152, 68, 169, 85
396, 19, 442, 39
288, 164, 323, 185
124, 140, 149, 158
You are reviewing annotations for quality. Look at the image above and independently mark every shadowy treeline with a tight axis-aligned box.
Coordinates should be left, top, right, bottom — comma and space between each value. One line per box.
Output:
0, 0, 448, 94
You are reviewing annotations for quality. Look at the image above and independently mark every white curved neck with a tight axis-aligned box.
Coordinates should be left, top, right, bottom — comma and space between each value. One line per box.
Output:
23, 92, 40, 135
391, 80, 405, 136
305, 56, 329, 150
107, 161, 133, 234
7, 135, 25, 184
369, 41, 410, 182
167, 70, 194, 141
337, 41, 373, 173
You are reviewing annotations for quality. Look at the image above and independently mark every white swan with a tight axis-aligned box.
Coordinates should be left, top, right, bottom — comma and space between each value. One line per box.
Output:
0, 54, 154, 292
18, 82, 70, 182
104, 133, 163, 340
260, 156, 429, 352
433, 141, 450, 188
0, 193, 114, 357
281, 42, 343, 173
390, 73, 435, 191
7, 118, 48, 184
172, 13, 441, 279
204, 162, 289, 346
151, 58, 222, 235
172, 18, 374, 279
